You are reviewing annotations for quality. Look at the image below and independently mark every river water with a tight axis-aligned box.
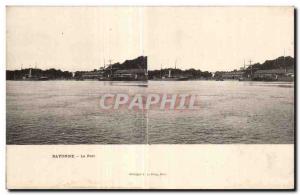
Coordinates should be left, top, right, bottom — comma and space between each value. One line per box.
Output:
7, 80, 294, 144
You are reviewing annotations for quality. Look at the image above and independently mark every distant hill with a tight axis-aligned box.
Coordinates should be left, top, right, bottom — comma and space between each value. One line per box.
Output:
247, 56, 294, 71
108, 56, 147, 70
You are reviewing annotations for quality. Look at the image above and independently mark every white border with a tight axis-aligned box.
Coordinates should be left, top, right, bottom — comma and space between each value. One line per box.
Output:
1, 0, 298, 194
2, 0, 300, 6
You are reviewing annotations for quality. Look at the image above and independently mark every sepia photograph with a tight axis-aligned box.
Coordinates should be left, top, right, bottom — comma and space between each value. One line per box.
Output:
5, 6, 295, 189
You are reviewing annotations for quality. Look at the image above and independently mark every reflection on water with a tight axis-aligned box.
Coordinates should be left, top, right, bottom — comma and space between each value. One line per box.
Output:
103, 81, 148, 87
6, 80, 294, 144
147, 81, 294, 144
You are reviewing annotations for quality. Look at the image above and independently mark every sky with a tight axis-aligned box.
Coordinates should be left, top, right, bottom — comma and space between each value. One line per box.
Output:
6, 6, 294, 72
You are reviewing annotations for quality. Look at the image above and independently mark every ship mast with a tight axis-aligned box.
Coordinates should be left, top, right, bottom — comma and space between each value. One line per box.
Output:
109, 59, 112, 76
249, 59, 252, 76
29, 68, 32, 78
160, 64, 162, 78
284, 49, 286, 73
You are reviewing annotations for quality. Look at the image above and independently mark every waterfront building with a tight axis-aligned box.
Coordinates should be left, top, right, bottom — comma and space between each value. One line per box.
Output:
221, 71, 244, 80
253, 68, 294, 81
113, 69, 147, 80
81, 70, 105, 80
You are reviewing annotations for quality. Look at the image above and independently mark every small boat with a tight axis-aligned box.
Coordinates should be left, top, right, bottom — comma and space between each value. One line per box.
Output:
160, 76, 189, 81
158, 70, 189, 81
22, 69, 49, 81
38, 76, 49, 81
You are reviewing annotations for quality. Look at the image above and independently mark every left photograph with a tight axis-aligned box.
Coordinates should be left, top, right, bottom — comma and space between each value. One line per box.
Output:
6, 7, 148, 144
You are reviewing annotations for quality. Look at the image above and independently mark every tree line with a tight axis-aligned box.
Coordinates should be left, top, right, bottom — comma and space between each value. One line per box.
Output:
148, 68, 212, 79
6, 68, 73, 80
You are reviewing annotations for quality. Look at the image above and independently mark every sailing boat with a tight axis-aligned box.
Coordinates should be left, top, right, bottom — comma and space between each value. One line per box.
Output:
160, 60, 189, 81
22, 68, 48, 81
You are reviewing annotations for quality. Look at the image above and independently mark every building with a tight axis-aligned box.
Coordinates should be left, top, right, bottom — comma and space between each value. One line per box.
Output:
112, 69, 147, 81
81, 70, 104, 80
221, 71, 244, 80
253, 68, 294, 81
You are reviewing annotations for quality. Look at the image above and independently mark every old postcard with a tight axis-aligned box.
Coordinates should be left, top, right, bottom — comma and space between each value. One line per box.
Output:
6, 6, 294, 189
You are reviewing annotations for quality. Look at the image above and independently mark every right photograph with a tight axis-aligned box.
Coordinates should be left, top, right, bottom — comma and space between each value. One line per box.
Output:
146, 7, 294, 144
6, 6, 295, 189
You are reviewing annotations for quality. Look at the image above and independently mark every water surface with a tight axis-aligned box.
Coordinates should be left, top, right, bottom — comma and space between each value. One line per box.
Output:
7, 80, 294, 144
